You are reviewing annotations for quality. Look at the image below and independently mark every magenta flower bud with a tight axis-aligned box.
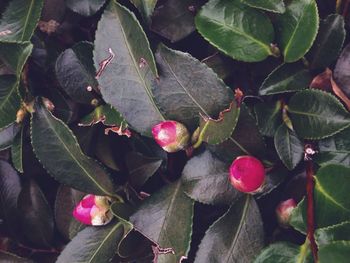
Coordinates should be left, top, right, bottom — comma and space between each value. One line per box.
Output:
276, 198, 297, 228
152, 121, 190, 153
73, 194, 113, 226
229, 156, 265, 193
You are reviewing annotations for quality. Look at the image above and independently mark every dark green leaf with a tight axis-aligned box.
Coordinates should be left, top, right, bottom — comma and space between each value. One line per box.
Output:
308, 14, 345, 69
55, 42, 98, 104
30, 102, 115, 196
65, 0, 106, 16
181, 150, 241, 205
0, 123, 20, 150
254, 101, 282, 137
194, 196, 264, 263
94, 1, 163, 136
0, 0, 43, 42
276, 0, 319, 62
55, 185, 85, 240
319, 241, 350, 263
274, 124, 304, 170
195, 0, 274, 62
242, 0, 285, 13
152, 44, 233, 131
316, 221, 350, 246
334, 43, 350, 98
253, 242, 312, 263
17, 179, 54, 248
130, 180, 194, 262
11, 125, 23, 173
259, 62, 312, 95
150, 0, 195, 42
209, 103, 266, 163
0, 251, 34, 263
0, 42, 33, 75
56, 220, 131, 263
110, 202, 134, 223
196, 101, 240, 145
288, 89, 350, 139
129, 0, 157, 23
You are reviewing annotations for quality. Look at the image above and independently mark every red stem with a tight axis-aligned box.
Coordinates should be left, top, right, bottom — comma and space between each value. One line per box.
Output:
306, 161, 318, 262
342, 0, 350, 17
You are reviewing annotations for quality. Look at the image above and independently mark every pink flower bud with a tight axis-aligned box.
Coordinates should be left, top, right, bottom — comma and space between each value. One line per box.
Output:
229, 156, 265, 193
276, 198, 297, 228
152, 121, 190, 153
73, 194, 113, 226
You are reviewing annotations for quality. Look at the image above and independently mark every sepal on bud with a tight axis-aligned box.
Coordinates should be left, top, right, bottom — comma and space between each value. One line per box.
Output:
152, 121, 190, 153
73, 194, 113, 226
276, 198, 297, 228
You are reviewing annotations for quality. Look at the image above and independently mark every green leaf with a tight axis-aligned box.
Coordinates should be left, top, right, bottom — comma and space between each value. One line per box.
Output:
194, 196, 264, 263
30, 101, 115, 196
319, 241, 350, 263
254, 101, 282, 137
253, 242, 312, 263
195, 0, 275, 62
242, 0, 285, 13
55, 42, 99, 104
208, 103, 266, 163
93, 0, 163, 136
150, 0, 195, 42
196, 101, 240, 145
17, 179, 54, 248
0, 123, 20, 151
129, 0, 157, 23
0, 75, 21, 130
308, 14, 345, 69
130, 180, 194, 262
276, 0, 319, 62
316, 221, 350, 246
65, 0, 106, 16
11, 125, 23, 173
0, 251, 34, 263
0, 0, 43, 42
56, 220, 131, 263
152, 44, 233, 131
0, 42, 33, 75
287, 89, 350, 139
182, 151, 241, 205
274, 124, 304, 170
259, 62, 312, 95
54, 185, 85, 241
315, 127, 350, 166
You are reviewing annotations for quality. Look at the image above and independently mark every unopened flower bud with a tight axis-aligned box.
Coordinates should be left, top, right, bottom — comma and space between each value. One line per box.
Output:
229, 156, 265, 193
42, 97, 55, 111
16, 108, 27, 123
276, 198, 297, 228
73, 194, 113, 226
152, 121, 190, 153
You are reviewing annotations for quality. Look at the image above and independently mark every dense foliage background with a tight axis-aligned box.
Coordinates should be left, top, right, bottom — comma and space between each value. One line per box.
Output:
1, 0, 350, 262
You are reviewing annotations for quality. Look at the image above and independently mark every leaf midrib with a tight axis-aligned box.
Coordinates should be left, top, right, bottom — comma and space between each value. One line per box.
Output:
316, 179, 350, 212
20, 0, 35, 41
0, 79, 18, 113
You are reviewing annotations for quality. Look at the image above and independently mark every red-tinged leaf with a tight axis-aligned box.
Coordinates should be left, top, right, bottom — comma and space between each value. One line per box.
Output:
310, 68, 332, 91
331, 77, 350, 111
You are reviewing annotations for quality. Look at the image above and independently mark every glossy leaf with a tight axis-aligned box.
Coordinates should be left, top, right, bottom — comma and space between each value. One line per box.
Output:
274, 124, 304, 170
0, 42, 33, 75
0, 0, 43, 42
65, 0, 106, 16
55, 42, 98, 104
152, 44, 233, 131
0, 123, 20, 150
316, 221, 350, 246
288, 89, 350, 139
319, 241, 350, 263
259, 62, 312, 95
130, 180, 194, 262
94, 1, 163, 135
30, 102, 115, 196
194, 196, 264, 263
150, 0, 195, 42
254, 101, 282, 137
242, 0, 285, 13
195, 0, 274, 62
56, 221, 131, 263
129, 0, 157, 23
0, 251, 34, 263
196, 101, 240, 145
308, 14, 345, 69
181, 150, 241, 205
11, 125, 23, 173
253, 242, 312, 263
334, 43, 350, 98
17, 180, 54, 248
276, 0, 319, 62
